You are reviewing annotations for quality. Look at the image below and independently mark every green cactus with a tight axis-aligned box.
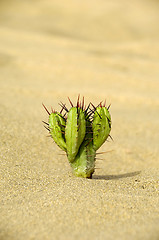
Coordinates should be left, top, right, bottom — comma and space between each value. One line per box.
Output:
43, 96, 112, 178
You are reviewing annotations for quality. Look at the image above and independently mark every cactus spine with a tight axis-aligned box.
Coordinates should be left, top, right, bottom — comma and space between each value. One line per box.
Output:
43, 96, 111, 178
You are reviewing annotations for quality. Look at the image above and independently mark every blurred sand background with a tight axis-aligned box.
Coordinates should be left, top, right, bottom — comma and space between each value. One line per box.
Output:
0, 0, 159, 239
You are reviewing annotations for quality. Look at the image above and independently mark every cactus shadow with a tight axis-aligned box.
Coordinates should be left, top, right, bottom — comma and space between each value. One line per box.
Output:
93, 171, 141, 180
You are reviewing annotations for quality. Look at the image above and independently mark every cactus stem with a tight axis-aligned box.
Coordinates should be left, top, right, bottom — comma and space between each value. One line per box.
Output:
42, 103, 50, 115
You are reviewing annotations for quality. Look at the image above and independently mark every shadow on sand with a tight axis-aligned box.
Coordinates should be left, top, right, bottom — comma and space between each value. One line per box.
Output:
93, 171, 141, 180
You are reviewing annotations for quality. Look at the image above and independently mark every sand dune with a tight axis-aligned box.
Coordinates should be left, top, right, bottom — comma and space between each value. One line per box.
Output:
0, 0, 159, 239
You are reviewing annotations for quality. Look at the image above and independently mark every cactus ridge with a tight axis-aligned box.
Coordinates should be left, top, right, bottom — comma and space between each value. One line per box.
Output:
43, 96, 112, 178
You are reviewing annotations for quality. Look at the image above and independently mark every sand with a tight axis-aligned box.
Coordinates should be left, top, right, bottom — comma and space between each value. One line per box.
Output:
0, 0, 159, 239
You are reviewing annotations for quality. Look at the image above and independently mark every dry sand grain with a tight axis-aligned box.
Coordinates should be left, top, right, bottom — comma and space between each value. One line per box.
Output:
0, 0, 159, 239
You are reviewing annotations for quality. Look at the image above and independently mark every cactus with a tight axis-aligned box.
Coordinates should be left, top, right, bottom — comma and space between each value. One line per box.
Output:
43, 96, 111, 178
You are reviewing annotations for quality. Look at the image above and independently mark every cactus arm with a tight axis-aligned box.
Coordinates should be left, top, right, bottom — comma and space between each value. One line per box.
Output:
65, 107, 86, 162
49, 112, 66, 151
92, 107, 111, 151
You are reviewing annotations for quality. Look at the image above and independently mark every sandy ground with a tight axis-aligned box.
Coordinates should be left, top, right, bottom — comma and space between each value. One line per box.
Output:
0, 0, 159, 239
